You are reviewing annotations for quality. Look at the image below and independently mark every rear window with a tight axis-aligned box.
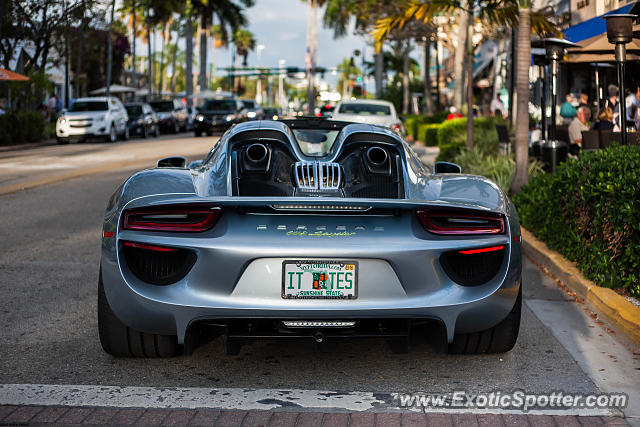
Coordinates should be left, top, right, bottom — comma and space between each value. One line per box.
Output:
292, 129, 340, 157
69, 101, 108, 112
338, 103, 391, 116
202, 100, 237, 111
149, 101, 174, 112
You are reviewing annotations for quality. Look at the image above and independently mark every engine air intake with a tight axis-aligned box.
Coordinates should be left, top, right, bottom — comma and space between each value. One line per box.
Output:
122, 241, 196, 285
293, 161, 342, 191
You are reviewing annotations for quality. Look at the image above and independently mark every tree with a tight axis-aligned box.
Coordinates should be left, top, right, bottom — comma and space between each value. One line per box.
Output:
232, 28, 256, 93
336, 57, 361, 99
191, 0, 254, 93
373, 0, 557, 190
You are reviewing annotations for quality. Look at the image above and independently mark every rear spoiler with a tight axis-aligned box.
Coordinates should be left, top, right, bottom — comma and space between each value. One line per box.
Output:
122, 195, 507, 215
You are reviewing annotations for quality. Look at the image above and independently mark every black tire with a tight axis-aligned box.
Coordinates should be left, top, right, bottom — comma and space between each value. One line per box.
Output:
121, 126, 129, 141
194, 130, 202, 137
98, 269, 180, 357
173, 120, 179, 134
154, 125, 160, 137
105, 124, 117, 143
56, 138, 69, 145
448, 286, 521, 354
142, 125, 149, 139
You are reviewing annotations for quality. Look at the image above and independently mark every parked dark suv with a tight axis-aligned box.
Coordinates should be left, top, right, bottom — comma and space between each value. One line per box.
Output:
193, 98, 247, 136
125, 103, 159, 138
149, 99, 188, 134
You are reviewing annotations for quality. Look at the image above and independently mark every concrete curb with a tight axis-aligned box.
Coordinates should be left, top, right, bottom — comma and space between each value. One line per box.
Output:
521, 228, 640, 348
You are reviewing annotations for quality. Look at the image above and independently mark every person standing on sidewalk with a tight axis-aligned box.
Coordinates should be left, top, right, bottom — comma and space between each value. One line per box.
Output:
560, 94, 577, 125
624, 86, 639, 131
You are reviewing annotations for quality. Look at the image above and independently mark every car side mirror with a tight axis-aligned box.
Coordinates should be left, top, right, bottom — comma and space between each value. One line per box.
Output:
434, 161, 462, 174
157, 156, 187, 168
187, 159, 203, 169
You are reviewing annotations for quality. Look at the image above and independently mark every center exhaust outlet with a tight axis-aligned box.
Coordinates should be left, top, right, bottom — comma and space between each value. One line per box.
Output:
245, 143, 269, 163
365, 146, 388, 166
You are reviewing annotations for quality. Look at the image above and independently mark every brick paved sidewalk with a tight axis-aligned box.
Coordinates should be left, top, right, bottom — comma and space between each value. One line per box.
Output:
0, 405, 629, 426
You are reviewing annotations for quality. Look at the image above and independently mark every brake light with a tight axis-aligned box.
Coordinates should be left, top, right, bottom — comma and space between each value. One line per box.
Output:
122, 205, 221, 232
416, 209, 505, 235
391, 123, 402, 133
459, 245, 505, 255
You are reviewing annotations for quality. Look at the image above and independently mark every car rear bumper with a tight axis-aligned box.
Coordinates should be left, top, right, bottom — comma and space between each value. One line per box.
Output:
100, 211, 522, 345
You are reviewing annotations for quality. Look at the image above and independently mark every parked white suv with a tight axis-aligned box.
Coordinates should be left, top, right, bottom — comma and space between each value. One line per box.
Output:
56, 97, 129, 144
331, 99, 405, 136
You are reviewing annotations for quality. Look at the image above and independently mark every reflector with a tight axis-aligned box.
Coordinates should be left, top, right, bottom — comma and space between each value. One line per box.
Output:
123, 242, 178, 252
459, 245, 505, 255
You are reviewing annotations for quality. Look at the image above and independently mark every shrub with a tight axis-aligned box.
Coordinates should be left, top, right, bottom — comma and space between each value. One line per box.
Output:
453, 147, 544, 193
402, 112, 448, 140
436, 117, 499, 162
513, 145, 640, 297
416, 123, 440, 146
0, 112, 48, 145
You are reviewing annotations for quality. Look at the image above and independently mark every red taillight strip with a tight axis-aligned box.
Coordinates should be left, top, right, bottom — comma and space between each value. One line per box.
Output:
123, 242, 178, 252
122, 205, 221, 232
416, 209, 506, 235
459, 245, 505, 255
103, 231, 114, 238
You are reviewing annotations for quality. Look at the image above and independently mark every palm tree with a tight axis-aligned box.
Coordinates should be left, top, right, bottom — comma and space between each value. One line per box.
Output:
373, 0, 557, 190
232, 28, 256, 93
336, 57, 361, 99
191, 0, 254, 93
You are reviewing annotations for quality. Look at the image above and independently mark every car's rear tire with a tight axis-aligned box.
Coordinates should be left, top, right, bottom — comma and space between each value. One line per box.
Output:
56, 138, 68, 145
448, 285, 521, 355
98, 269, 180, 357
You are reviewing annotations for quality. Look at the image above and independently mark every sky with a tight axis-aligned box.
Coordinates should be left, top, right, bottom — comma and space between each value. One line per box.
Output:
212, 0, 373, 87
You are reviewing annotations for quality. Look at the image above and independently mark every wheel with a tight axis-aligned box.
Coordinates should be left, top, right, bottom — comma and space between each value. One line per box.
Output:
56, 138, 69, 145
154, 125, 160, 137
448, 285, 521, 354
206, 131, 213, 136
121, 126, 130, 141
105, 124, 117, 143
173, 120, 179, 134
194, 130, 202, 137
142, 125, 149, 139
98, 268, 181, 357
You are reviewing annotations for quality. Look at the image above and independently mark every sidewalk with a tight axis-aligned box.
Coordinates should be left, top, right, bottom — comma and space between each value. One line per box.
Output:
0, 405, 628, 426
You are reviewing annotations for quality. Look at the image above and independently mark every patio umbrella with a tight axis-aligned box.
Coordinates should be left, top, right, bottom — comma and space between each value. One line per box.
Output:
565, 51, 640, 62
0, 68, 30, 81
89, 84, 137, 95
567, 32, 640, 58
0, 68, 30, 111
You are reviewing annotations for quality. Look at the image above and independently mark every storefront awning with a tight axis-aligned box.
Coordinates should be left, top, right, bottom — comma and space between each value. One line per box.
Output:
564, 2, 638, 43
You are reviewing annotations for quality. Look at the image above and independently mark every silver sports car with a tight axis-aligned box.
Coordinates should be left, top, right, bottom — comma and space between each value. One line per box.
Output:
99, 118, 522, 357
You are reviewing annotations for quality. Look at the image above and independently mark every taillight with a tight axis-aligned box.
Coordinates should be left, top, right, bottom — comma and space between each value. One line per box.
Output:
391, 123, 402, 133
416, 209, 505, 235
122, 205, 221, 232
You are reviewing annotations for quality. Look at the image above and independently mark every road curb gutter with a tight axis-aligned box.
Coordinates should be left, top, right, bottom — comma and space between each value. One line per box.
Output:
521, 228, 640, 348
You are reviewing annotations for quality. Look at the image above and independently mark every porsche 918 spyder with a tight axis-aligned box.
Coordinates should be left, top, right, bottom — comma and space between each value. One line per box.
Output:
98, 118, 522, 357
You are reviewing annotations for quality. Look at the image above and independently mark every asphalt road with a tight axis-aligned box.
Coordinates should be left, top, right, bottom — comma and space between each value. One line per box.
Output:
0, 134, 637, 422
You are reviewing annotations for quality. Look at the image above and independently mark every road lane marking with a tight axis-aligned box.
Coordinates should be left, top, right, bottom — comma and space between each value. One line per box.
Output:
0, 384, 614, 416
0, 158, 157, 197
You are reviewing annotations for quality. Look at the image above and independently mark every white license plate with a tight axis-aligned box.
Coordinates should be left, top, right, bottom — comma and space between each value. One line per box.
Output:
282, 260, 358, 299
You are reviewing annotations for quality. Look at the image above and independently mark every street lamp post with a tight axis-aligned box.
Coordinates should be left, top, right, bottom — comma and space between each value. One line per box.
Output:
533, 54, 549, 141
531, 38, 579, 142
604, 14, 637, 145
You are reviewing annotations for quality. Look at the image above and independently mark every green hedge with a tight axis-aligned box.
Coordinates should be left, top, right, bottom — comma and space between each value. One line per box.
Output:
403, 112, 448, 140
436, 117, 499, 162
417, 123, 440, 146
513, 145, 640, 297
0, 112, 48, 145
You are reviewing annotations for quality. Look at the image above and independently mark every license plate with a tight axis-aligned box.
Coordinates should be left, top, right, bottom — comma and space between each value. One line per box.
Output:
282, 260, 358, 299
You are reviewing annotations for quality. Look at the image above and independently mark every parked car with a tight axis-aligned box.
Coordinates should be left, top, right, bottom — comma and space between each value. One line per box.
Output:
98, 118, 522, 357
125, 103, 160, 139
186, 106, 197, 131
56, 97, 129, 144
263, 107, 282, 120
331, 99, 405, 136
320, 104, 334, 117
240, 99, 264, 120
149, 99, 188, 134
193, 98, 246, 136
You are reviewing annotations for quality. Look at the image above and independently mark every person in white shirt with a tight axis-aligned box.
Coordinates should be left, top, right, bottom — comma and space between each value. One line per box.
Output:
568, 106, 590, 147
490, 94, 505, 118
624, 87, 639, 129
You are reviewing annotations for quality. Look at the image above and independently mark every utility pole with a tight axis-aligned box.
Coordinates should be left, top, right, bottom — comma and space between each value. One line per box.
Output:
64, 0, 70, 108
106, 0, 115, 98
